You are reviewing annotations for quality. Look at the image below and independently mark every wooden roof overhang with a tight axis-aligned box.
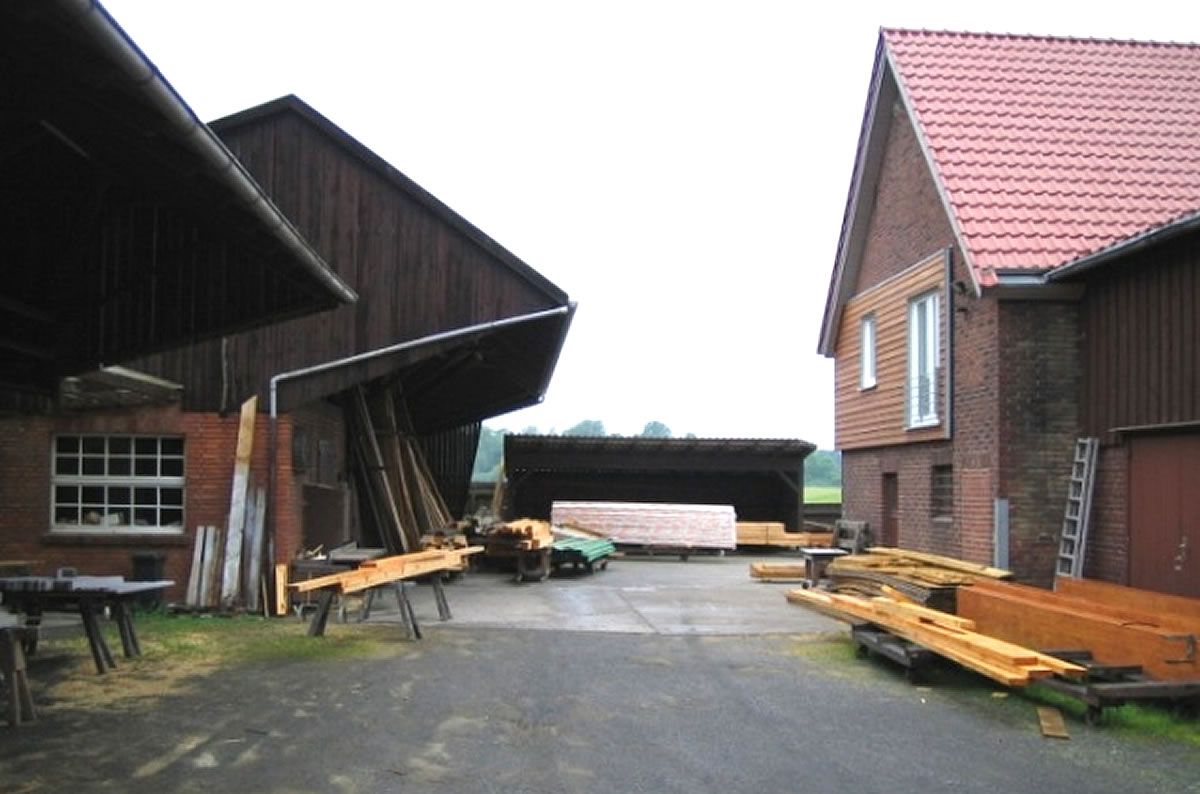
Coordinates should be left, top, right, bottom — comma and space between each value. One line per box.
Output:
273, 304, 576, 434
0, 1, 355, 408
504, 435, 816, 474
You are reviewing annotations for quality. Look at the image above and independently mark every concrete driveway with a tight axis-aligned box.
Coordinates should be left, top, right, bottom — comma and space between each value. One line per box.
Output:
2, 554, 1197, 794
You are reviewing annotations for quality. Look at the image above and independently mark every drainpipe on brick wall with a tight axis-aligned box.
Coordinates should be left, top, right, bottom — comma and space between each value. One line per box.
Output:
263, 304, 573, 605
944, 246, 956, 441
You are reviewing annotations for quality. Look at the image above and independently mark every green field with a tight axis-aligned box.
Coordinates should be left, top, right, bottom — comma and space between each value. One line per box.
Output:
803, 486, 842, 504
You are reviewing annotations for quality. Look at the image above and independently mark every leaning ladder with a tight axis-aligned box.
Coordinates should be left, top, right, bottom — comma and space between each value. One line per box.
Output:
1056, 437, 1099, 578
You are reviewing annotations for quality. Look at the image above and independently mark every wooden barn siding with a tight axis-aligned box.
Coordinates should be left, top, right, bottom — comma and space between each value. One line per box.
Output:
139, 112, 556, 412
1081, 234, 1200, 438
835, 252, 946, 449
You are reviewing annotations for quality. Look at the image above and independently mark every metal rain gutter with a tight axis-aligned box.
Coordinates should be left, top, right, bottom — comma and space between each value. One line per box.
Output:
56, 0, 357, 305
1046, 209, 1200, 282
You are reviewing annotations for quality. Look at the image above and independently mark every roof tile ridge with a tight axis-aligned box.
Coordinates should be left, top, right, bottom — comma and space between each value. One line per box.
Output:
882, 27, 1200, 48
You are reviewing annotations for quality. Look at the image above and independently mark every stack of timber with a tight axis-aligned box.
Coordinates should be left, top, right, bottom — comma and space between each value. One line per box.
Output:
826, 547, 1012, 610
287, 547, 483, 596
550, 501, 737, 551
184, 397, 269, 611
486, 519, 555, 555
957, 577, 1200, 683
786, 587, 1086, 687
345, 383, 455, 554
736, 521, 834, 548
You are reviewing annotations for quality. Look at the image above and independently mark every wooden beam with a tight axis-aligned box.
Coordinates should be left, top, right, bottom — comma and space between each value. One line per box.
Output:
956, 585, 1200, 682
1054, 577, 1200, 627
221, 396, 257, 608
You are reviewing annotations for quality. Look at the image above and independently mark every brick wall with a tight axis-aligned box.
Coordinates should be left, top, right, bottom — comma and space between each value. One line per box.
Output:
842, 440, 954, 555
0, 403, 307, 602
855, 100, 960, 293
996, 300, 1082, 586
1086, 442, 1129, 583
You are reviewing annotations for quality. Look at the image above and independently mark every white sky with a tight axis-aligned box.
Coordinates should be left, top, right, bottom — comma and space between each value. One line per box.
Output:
104, 0, 1198, 448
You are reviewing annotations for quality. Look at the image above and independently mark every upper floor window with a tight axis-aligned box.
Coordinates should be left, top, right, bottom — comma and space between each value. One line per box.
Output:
860, 314, 877, 389
52, 435, 185, 533
907, 291, 939, 427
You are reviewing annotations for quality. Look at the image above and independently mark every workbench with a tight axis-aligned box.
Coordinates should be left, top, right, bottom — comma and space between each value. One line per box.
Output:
0, 575, 173, 674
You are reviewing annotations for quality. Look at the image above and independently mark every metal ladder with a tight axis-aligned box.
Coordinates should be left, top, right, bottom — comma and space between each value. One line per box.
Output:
1056, 438, 1099, 578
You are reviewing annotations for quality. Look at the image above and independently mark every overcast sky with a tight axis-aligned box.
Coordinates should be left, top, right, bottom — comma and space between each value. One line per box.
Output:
104, 0, 1197, 448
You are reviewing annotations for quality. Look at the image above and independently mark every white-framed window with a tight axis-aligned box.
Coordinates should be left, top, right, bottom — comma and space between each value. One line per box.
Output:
860, 314, 877, 389
907, 291, 939, 427
52, 435, 185, 533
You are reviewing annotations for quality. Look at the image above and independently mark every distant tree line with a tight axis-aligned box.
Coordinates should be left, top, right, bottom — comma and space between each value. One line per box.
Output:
471, 421, 841, 487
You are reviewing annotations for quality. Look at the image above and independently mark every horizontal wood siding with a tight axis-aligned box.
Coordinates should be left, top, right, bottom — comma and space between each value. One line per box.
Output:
137, 110, 561, 414
835, 252, 946, 449
1082, 232, 1200, 438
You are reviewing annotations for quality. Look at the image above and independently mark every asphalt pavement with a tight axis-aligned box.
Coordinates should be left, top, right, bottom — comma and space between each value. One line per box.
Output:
2, 554, 1197, 793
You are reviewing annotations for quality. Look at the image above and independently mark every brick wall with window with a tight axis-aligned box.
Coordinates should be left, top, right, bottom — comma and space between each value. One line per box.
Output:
842, 440, 955, 556
0, 403, 308, 601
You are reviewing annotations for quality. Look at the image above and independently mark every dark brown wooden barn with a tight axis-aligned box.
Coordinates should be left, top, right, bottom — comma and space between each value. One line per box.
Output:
502, 436, 815, 530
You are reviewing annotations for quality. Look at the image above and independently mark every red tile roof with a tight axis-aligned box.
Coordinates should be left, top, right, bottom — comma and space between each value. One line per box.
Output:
884, 29, 1200, 285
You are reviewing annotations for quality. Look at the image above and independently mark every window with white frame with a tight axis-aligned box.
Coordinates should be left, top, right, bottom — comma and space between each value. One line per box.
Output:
52, 435, 185, 532
860, 314, 877, 389
907, 291, 939, 427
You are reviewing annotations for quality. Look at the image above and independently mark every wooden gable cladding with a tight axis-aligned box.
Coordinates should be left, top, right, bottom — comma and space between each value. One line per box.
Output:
131, 97, 570, 425
835, 252, 947, 449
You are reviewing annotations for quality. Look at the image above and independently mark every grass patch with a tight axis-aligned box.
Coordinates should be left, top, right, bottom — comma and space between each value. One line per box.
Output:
33, 610, 404, 712
1023, 683, 1200, 745
804, 486, 842, 504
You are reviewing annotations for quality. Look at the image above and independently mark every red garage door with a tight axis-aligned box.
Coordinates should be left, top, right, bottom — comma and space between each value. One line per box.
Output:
1129, 434, 1200, 598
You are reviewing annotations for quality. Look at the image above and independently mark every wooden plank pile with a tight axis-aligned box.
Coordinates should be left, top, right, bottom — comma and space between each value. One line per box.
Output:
185, 397, 269, 611
487, 519, 555, 552
287, 547, 483, 596
345, 383, 455, 554
736, 521, 833, 547
825, 547, 1012, 610
786, 587, 1086, 687
957, 577, 1200, 682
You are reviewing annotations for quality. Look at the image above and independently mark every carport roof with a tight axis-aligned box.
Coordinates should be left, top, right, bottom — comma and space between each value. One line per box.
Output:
504, 435, 815, 473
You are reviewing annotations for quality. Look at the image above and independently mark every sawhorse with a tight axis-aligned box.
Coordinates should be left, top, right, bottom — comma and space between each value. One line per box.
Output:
306, 574, 453, 639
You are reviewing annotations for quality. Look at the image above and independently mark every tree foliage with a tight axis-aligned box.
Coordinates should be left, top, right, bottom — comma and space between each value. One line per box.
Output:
563, 419, 606, 437
804, 449, 841, 487
640, 420, 671, 438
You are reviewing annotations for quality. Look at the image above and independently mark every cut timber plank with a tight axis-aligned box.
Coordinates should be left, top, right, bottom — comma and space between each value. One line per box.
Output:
243, 486, 266, 613
200, 525, 220, 608
974, 578, 1200, 636
1037, 706, 1070, 739
185, 526, 205, 607
957, 584, 1200, 682
289, 548, 483, 595
221, 396, 257, 607
868, 597, 977, 631
749, 563, 808, 580
274, 563, 289, 617
1054, 577, 1200, 628
865, 547, 1012, 579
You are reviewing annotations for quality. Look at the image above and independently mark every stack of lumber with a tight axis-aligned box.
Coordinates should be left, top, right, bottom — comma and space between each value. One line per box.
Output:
736, 521, 834, 548
786, 587, 1086, 687
550, 501, 737, 550
826, 547, 1012, 610
345, 384, 455, 554
488, 519, 555, 552
957, 577, 1200, 682
287, 547, 482, 596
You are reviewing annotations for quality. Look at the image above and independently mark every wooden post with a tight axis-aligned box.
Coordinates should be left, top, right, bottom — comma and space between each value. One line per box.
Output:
221, 396, 257, 607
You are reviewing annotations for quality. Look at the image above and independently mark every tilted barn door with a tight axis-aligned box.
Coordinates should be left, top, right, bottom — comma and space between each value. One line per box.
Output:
1129, 434, 1200, 598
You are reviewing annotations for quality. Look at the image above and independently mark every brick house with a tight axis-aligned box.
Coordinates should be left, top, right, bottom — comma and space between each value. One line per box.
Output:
819, 30, 1200, 594
0, 27, 571, 600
